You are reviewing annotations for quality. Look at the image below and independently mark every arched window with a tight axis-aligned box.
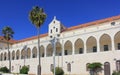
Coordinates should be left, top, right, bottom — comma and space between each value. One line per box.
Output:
67, 63, 71, 72
104, 62, 110, 75
50, 64, 53, 71
116, 60, 120, 71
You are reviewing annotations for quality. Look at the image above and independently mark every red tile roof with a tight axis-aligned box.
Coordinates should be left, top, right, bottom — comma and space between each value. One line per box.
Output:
0, 36, 17, 44
65, 15, 120, 31
15, 33, 48, 43
9, 15, 120, 44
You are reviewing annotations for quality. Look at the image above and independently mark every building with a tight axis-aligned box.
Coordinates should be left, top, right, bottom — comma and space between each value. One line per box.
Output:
0, 15, 120, 75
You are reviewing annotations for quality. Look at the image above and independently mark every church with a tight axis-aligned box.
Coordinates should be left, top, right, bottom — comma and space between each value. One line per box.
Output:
0, 15, 120, 75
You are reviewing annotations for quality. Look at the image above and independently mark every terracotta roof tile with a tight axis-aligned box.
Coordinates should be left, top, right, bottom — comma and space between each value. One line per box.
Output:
12, 15, 120, 43
65, 15, 120, 31
15, 33, 48, 43
0, 36, 17, 44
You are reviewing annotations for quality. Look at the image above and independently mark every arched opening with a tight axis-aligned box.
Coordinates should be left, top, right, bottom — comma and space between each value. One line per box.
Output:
21, 49, 25, 59
104, 62, 110, 75
100, 34, 111, 51
86, 36, 97, 53
16, 50, 20, 60
114, 31, 120, 50
56, 42, 62, 56
40, 45, 45, 57
64, 40, 72, 55
26, 48, 31, 59
32, 47, 37, 58
12, 51, 15, 60
46, 44, 53, 57
74, 39, 84, 54
4, 52, 7, 61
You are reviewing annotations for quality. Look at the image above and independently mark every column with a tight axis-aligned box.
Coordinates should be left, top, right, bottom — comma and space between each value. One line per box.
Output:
72, 42, 75, 55
84, 40, 87, 54
111, 36, 115, 51
97, 38, 100, 52
61, 40, 64, 68
44, 45, 47, 57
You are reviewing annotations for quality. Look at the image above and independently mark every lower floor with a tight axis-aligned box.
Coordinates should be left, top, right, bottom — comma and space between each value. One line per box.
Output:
0, 50, 120, 75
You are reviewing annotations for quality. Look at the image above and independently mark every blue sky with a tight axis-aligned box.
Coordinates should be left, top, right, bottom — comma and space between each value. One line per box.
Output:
0, 0, 120, 40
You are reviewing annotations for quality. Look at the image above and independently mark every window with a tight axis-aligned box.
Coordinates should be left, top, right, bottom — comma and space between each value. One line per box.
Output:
12, 56, 14, 60
51, 29, 52, 33
104, 45, 108, 51
116, 60, 120, 71
118, 43, 120, 50
67, 63, 71, 72
32, 54, 35, 58
16, 56, 19, 60
93, 46, 97, 52
79, 48, 83, 54
50, 64, 54, 71
65, 50, 68, 55
42, 53, 44, 57
56, 28, 58, 32
111, 22, 115, 26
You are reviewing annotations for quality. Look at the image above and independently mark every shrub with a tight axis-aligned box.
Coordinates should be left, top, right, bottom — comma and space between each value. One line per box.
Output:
20, 66, 29, 74
88, 62, 102, 75
0, 66, 9, 73
112, 71, 120, 75
52, 67, 64, 75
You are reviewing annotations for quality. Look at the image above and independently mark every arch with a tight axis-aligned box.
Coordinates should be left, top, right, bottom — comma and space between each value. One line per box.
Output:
4, 52, 7, 60
12, 51, 15, 60
74, 38, 84, 54
21, 49, 25, 59
16, 50, 20, 60
100, 34, 111, 51
40, 45, 45, 57
46, 44, 53, 57
26, 48, 31, 59
56, 42, 62, 56
64, 40, 72, 55
32, 47, 37, 58
114, 31, 120, 50
86, 36, 97, 53
104, 62, 110, 75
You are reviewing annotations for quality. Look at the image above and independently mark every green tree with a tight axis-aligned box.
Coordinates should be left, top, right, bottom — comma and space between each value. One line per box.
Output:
2, 26, 14, 73
88, 62, 102, 75
29, 6, 47, 75
20, 66, 29, 74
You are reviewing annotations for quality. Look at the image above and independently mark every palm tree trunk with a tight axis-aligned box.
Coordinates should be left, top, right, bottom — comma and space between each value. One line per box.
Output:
7, 41, 11, 73
37, 28, 41, 75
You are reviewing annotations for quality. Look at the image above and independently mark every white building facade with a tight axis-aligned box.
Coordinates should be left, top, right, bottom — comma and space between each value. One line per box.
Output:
0, 15, 120, 75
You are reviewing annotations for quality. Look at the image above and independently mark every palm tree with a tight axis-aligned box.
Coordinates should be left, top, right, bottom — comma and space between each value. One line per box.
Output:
2, 26, 14, 73
29, 6, 47, 75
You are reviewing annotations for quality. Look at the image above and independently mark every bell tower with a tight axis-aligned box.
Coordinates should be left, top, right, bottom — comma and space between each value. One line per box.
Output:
48, 16, 66, 38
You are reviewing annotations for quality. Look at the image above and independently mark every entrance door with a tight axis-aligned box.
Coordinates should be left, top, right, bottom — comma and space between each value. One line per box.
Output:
104, 62, 110, 75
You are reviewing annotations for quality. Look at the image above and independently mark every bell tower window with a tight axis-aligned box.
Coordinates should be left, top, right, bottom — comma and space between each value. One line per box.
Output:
56, 28, 58, 32
51, 29, 52, 33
